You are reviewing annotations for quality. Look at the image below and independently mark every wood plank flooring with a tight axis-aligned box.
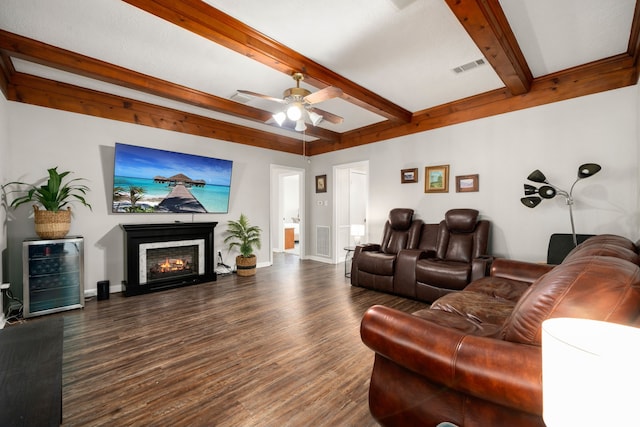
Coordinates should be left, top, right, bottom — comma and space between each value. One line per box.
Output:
42, 253, 428, 426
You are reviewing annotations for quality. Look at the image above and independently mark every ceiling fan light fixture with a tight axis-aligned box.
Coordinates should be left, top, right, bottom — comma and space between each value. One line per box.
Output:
286, 103, 303, 121
273, 111, 286, 126
295, 119, 307, 132
308, 111, 323, 126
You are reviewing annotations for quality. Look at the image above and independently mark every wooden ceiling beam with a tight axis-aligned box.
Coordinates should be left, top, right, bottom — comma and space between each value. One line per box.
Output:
0, 52, 12, 98
121, 0, 412, 123
628, 0, 640, 65
7, 73, 307, 155
445, 0, 532, 95
314, 54, 638, 155
0, 30, 340, 143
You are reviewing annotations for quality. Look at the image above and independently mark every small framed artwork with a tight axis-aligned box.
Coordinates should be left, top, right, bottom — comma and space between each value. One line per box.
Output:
425, 165, 450, 193
401, 168, 418, 183
315, 174, 327, 193
456, 174, 479, 192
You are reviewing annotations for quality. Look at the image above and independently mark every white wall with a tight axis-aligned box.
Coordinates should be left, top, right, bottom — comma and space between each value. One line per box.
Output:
310, 85, 640, 262
3, 84, 639, 298
4, 103, 306, 297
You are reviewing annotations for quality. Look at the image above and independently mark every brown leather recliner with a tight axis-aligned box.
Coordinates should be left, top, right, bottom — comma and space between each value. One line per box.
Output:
413, 208, 491, 302
350, 208, 422, 293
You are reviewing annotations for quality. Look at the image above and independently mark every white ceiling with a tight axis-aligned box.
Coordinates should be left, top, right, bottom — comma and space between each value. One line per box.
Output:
0, 0, 636, 139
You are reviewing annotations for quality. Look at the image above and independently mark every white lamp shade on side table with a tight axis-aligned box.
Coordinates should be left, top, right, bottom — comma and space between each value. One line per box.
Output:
541, 317, 640, 427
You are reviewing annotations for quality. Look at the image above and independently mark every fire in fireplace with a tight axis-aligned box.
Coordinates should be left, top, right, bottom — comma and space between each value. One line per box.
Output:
121, 222, 217, 296
147, 244, 198, 281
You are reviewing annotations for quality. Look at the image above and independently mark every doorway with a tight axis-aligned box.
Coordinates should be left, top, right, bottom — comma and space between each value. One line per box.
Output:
334, 161, 369, 263
270, 165, 305, 264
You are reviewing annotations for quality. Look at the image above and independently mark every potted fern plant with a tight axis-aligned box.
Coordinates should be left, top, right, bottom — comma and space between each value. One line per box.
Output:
224, 213, 261, 276
3, 166, 91, 239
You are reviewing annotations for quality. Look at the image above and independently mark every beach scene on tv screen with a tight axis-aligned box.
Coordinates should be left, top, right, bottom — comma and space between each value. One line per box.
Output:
112, 143, 232, 213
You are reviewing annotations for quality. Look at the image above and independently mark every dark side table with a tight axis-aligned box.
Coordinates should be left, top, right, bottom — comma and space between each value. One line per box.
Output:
344, 247, 355, 278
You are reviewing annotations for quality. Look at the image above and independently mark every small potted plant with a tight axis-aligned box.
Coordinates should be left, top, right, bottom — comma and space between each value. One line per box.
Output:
3, 167, 91, 239
224, 213, 261, 276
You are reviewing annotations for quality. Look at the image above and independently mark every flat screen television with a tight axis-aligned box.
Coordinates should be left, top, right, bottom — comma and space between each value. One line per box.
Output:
112, 143, 233, 214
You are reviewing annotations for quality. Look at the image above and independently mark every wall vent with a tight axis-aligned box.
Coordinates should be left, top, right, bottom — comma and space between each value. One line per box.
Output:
452, 58, 486, 74
316, 226, 330, 257
230, 92, 252, 103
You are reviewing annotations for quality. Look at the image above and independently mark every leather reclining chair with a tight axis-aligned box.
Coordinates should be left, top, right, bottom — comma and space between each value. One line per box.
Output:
350, 208, 422, 293
413, 208, 490, 302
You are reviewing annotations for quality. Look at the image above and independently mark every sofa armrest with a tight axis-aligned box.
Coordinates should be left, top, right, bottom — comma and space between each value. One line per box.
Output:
490, 258, 554, 284
351, 244, 383, 285
394, 249, 432, 297
470, 255, 493, 281
361, 305, 542, 415
355, 243, 380, 254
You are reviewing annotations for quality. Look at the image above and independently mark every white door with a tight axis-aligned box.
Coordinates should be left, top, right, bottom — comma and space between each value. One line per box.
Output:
334, 161, 369, 263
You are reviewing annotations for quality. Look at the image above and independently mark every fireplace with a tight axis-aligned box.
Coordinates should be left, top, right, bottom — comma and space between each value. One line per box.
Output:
121, 222, 217, 296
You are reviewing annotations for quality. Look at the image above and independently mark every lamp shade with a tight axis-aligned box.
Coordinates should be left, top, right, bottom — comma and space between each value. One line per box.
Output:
350, 224, 365, 237
524, 184, 537, 195
527, 169, 547, 183
294, 119, 307, 132
537, 185, 557, 199
520, 196, 542, 208
272, 111, 286, 126
542, 318, 640, 427
286, 103, 303, 121
308, 111, 323, 126
577, 163, 601, 179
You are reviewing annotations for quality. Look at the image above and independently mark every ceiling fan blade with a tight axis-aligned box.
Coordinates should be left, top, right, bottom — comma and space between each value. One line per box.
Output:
304, 86, 343, 104
236, 90, 285, 104
308, 107, 344, 124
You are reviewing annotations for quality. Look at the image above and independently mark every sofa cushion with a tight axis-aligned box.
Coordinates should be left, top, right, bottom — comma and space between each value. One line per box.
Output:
502, 256, 640, 346
412, 307, 502, 337
416, 259, 471, 290
388, 208, 414, 230
444, 208, 479, 233
430, 291, 516, 327
465, 276, 531, 302
564, 243, 640, 265
417, 223, 439, 253
577, 234, 637, 252
357, 252, 397, 276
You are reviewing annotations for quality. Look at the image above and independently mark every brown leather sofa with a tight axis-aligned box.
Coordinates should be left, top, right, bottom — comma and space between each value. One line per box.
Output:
360, 234, 640, 426
352, 208, 492, 303
349, 208, 422, 293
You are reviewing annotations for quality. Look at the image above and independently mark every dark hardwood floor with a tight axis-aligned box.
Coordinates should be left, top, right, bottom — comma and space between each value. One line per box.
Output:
40, 253, 427, 426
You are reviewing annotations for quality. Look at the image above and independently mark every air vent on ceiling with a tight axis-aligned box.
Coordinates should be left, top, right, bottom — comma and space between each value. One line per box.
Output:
230, 92, 252, 103
452, 58, 486, 74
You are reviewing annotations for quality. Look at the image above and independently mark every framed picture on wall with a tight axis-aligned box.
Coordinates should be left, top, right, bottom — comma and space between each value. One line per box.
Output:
425, 165, 449, 193
456, 174, 479, 192
401, 168, 418, 183
315, 174, 327, 193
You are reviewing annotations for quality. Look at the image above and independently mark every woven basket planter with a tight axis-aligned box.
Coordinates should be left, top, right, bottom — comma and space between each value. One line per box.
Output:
33, 206, 71, 239
236, 255, 257, 277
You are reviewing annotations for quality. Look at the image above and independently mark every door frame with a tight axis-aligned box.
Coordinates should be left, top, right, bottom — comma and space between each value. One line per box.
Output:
269, 164, 305, 264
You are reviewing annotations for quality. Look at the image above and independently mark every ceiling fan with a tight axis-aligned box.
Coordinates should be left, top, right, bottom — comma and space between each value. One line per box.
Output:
237, 72, 344, 132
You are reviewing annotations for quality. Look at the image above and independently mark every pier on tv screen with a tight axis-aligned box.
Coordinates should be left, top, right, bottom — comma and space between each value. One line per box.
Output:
112, 143, 233, 214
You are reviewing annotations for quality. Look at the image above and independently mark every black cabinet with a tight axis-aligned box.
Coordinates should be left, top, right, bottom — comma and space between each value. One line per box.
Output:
23, 237, 84, 317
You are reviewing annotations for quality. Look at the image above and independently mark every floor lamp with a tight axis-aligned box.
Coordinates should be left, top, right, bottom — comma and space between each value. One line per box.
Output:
520, 163, 601, 247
